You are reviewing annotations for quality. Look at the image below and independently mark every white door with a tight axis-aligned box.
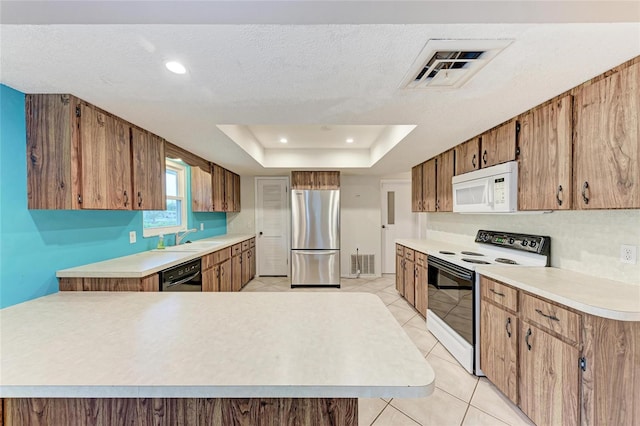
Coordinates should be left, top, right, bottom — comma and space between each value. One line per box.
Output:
255, 177, 289, 276
381, 180, 414, 274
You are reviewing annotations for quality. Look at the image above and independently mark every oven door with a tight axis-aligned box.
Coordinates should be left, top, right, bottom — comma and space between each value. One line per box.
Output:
427, 256, 475, 344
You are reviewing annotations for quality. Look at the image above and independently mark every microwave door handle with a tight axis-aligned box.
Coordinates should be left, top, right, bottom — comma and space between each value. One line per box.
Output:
487, 180, 494, 207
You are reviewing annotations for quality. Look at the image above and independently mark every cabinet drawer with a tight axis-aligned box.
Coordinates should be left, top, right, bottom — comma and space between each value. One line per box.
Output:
405, 248, 415, 261
232, 244, 242, 256
213, 247, 231, 264
415, 252, 427, 267
396, 244, 405, 256
521, 293, 581, 344
250, 237, 255, 248
241, 240, 250, 251
480, 276, 518, 312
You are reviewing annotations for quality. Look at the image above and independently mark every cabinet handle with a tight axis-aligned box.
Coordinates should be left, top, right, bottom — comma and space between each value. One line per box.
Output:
123, 190, 129, 207
525, 327, 532, 351
505, 317, 512, 338
556, 185, 563, 206
417, 200, 422, 210
489, 288, 505, 297
221, 266, 225, 276
137, 191, 142, 207
472, 154, 477, 168
414, 266, 418, 278
581, 181, 589, 205
482, 150, 487, 165
535, 308, 560, 322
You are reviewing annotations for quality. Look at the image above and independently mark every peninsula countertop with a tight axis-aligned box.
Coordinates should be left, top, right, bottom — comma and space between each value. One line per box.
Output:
56, 234, 255, 278
0, 292, 435, 399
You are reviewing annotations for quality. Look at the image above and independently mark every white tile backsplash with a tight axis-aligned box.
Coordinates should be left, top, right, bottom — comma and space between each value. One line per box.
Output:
423, 210, 640, 285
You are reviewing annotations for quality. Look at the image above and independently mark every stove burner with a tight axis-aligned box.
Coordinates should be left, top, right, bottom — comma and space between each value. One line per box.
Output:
461, 251, 484, 256
495, 258, 518, 265
439, 251, 455, 255
462, 258, 491, 264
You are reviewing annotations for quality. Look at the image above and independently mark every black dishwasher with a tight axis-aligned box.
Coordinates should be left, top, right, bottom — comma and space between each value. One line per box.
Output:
159, 258, 202, 292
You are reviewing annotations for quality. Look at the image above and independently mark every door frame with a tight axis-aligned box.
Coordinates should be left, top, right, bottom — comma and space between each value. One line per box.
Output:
380, 179, 413, 274
254, 176, 291, 277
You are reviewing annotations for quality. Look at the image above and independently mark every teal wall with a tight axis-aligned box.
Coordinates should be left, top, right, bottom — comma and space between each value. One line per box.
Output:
0, 84, 226, 308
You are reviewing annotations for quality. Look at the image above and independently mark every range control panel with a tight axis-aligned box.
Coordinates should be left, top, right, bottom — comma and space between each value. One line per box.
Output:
475, 230, 550, 256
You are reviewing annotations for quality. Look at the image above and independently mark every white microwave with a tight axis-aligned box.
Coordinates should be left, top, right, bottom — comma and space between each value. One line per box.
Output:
452, 161, 518, 213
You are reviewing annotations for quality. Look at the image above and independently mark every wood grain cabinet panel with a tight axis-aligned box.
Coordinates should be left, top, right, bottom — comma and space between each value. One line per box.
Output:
520, 292, 581, 345
395, 248, 404, 296
573, 61, 640, 209
131, 127, 166, 210
191, 165, 213, 212
519, 322, 580, 426
455, 138, 480, 175
224, 169, 235, 212
291, 171, 315, 189
59, 275, 158, 292
218, 259, 232, 292
233, 173, 241, 212
480, 300, 518, 404
231, 251, 242, 292
436, 150, 454, 212
422, 158, 437, 212
212, 164, 226, 212
404, 259, 415, 307
518, 96, 573, 210
411, 164, 423, 212
291, 171, 340, 189
481, 120, 517, 168
480, 276, 518, 312
202, 267, 218, 292
414, 258, 428, 317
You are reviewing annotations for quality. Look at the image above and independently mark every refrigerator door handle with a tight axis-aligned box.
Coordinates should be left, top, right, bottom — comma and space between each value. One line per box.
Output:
294, 250, 338, 256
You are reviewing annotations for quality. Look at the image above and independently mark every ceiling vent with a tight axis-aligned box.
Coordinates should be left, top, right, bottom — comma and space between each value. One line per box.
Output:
401, 39, 513, 90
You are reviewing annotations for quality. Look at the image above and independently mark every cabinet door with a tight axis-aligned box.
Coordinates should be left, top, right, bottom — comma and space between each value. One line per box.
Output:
315, 171, 340, 189
436, 150, 454, 212
481, 120, 517, 168
224, 169, 234, 212
455, 138, 480, 175
202, 267, 217, 292
191, 165, 213, 212
231, 254, 242, 292
395, 254, 404, 296
212, 164, 226, 212
249, 248, 256, 280
242, 250, 251, 286
519, 323, 580, 426
422, 158, 437, 212
233, 173, 241, 212
131, 128, 166, 210
480, 301, 518, 404
518, 96, 573, 210
404, 260, 415, 307
415, 264, 428, 317
218, 259, 232, 292
411, 164, 423, 212
573, 62, 640, 209
291, 171, 315, 189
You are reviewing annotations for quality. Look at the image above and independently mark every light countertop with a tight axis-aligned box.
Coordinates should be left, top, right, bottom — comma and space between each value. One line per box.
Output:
396, 238, 640, 322
56, 234, 255, 278
0, 292, 435, 399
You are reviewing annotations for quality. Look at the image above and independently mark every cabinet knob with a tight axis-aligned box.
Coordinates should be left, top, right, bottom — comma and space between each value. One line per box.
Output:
472, 154, 477, 168
482, 150, 488, 165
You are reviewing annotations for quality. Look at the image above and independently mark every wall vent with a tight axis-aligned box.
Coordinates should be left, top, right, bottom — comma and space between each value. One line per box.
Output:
401, 39, 512, 90
351, 254, 375, 275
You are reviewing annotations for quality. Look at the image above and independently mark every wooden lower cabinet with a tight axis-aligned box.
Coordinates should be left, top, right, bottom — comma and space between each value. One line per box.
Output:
2, 397, 357, 426
480, 300, 518, 404
231, 251, 242, 292
404, 258, 415, 307
519, 322, 580, 426
202, 267, 218, 292
395, 247, 404, 296
414, 256, 428, 317
218, 259, 232, 292
59, 275, 158, 292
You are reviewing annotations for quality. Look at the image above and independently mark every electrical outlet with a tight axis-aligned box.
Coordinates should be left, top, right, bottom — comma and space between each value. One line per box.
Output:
620, 245, 637, 264
129, 231, 137, 244
200, 223, 204, 231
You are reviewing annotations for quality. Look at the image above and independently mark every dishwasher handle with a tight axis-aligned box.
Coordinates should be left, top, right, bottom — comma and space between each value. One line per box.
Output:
164, 271, 201, 288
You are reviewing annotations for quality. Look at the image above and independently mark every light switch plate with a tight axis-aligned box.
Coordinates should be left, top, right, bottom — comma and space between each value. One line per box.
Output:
620, 245, 637, 264
200, 223, 204, 231
129, 231, 137, 244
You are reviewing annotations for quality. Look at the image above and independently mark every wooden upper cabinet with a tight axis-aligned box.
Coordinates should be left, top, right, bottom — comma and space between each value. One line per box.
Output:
455, 138, 480, 175
79, 105, 132, 210
436, 150, 454, 212
224, 169, 234, 212
212, 164, 226, 212
422, 158, 437, 212
191, 165, 213, 212
411, 164, 423, 212
291, 171, 340, 189
233, 173, 241, 212
481, 120, 517, 168
518, 96, 573, 210
131, 128, 166, 210
210, 165, 242, 212
573, 61, 640, 209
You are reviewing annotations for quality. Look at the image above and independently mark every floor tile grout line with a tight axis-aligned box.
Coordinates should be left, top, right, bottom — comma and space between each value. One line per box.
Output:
470, 404, 515, 426
367, 399, 391, 426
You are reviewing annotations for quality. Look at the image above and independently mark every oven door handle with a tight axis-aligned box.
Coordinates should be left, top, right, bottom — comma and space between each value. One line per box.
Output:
427, 256, 474, 281
165, 271, 201, 288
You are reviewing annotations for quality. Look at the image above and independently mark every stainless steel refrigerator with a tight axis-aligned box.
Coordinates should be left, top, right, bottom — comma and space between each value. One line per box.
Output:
291, 189, 340, 287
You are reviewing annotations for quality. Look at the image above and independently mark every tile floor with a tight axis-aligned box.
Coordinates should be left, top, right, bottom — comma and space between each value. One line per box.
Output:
242, 274, 536, 426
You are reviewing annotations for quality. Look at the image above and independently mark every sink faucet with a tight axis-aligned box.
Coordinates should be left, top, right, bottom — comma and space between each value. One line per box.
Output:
175, 228, 198, 245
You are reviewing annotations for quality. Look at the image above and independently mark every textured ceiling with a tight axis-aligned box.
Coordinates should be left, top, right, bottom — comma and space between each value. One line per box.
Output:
1, 2, 639, 176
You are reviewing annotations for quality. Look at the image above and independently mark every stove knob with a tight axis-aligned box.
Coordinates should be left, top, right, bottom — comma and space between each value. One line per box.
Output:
522, 240, 528, 247
509, 238, 515, 245
530, 241, 537, 248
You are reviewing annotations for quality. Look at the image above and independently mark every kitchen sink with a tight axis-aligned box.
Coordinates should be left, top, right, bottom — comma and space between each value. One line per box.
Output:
155, 240, 224, 252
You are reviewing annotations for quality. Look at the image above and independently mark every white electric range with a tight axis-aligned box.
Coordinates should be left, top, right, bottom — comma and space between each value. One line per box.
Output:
425, 230, 550, 375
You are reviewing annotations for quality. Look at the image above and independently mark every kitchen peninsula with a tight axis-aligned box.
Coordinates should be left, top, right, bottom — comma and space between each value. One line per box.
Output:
0, 292, 435, 425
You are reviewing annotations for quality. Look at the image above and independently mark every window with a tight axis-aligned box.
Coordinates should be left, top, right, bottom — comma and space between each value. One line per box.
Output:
143, 160, 188, 237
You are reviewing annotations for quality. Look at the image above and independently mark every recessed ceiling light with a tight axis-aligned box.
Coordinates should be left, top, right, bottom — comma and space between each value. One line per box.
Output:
280, 138, 288, 144
346, 138, 354, 144
165, 61, 187, 74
